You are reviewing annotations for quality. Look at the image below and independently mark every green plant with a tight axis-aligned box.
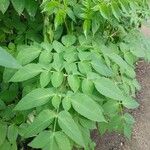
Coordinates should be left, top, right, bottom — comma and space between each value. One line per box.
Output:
0, 0, 150, 150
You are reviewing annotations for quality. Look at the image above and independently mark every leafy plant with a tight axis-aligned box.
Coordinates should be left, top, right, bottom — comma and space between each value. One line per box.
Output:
0, 0, 150, 150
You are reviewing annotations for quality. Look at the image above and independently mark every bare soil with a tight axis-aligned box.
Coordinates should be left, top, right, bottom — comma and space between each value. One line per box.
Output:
92, 61, 150, 150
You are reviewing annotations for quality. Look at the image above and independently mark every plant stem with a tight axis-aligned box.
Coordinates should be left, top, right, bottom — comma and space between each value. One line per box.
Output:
64, 18, 70, 34
43, 13, 51, 43
53, 108, 59, 132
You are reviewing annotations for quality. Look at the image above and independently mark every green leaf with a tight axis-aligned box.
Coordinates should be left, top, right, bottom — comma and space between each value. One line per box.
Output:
83, 19, 91, 37
0, 99, 6, 110
3, 68, 17, 82
62, 35, 76, 47
52, 53, 63, 71
119, 0, 129, 13
87, 72, 100, 80
77, 124, 94, 149
125, 67, 136, 79
30, 131, 72, 150
0, 123, 7, 145
43, 132, 59, 150
0, 0, 10, 14
78, 52, 91, 61
14, 88, 55, 110
68, 75, 80, 92
30, 131, 71, 150
11, 142, 17, 150
54, 9, 66, 29
78, 61, 92, 75
62, 97, 71, 111
41, 42, 53, 51
103, 101, 119, 114
0, 140, 11, 150
55, 131, 72, 150
25, 0, 38, 17
11, 0, 25, 15
39, 50, 52, 65
58, 111, 84, 147
53, 41, 65, 53
111, 2, 121, 21
109, 114, 123, 132
130, 45, 145, 58
133, 79, 141, 91
63, 51, 77, 63
92, 16, 100, 35
7, 125, 18, 144
66, 7, 76, 22
107, 53, 129, 70
28, 131, 51, 149
23, 109, 56, 138
94, 77, 126, 101
51, 71, 64, 88
91, 59, 113, 77
17, 45, 42, 65
42, 1, 59, 14
99, 3, 110, 20
82, 79, 94, 94
123, 113, 135, 125
71, 93, 105, 122
52, 95, 61, 109
124, 123, 132, 139
10, 63, 43, 82
79, 118, 96, 130
40, 71, 51, 88
98, 122, 108, 135
122, 97, 139, 109
65, 62, 78, 74
0, 47, 21, 69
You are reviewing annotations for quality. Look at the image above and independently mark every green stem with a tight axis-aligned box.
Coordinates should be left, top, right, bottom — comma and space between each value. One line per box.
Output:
43, 14, 49, 42
53, 108, 59, 132
63, 0, 70, 34
64, 19, 70, 34
119, 102, 123, 116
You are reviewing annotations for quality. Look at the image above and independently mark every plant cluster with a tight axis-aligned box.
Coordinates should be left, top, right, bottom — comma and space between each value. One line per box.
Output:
0, 0, 150, 150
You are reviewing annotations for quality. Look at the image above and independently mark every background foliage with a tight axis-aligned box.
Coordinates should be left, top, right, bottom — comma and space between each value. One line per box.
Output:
0, 0, 150, 150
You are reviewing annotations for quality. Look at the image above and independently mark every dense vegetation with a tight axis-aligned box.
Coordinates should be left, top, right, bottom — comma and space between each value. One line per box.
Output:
0, 0, 150, 150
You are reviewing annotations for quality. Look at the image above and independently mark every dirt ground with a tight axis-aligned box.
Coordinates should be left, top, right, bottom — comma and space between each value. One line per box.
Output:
92, 61, 150, 150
